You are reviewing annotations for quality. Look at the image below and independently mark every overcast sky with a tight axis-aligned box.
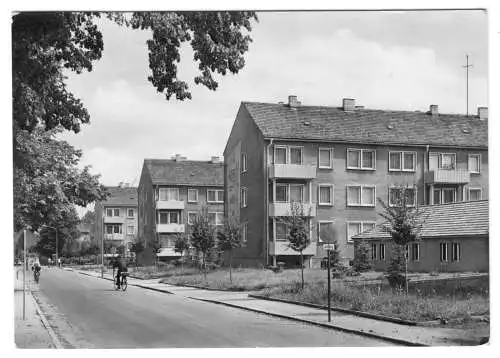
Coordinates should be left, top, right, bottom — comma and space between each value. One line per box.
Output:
60, 10, 488, 188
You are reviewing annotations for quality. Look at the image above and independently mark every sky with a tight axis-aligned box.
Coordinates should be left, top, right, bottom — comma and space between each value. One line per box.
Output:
60, 10, 488, 189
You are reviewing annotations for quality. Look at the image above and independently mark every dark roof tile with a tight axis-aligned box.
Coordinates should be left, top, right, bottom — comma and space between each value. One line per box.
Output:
144, 159, 224, 186
102, 186, 138, 206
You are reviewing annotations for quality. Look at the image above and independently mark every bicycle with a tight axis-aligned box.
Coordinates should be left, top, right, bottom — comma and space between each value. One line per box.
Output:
34, 270, 40, 284
113, 270, 128, 291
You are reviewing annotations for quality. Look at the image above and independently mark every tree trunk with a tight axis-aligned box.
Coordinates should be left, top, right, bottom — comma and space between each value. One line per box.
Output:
229, 250, 233, 284
405, 253, 408, 296
300, 252, 304, 289
202, 252, 207, 280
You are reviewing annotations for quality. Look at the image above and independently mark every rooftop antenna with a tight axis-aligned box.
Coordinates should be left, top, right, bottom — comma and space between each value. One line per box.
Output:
462, 53, 473, 116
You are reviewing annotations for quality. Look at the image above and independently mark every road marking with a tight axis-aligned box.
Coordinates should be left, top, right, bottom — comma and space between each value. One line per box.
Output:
30, 292, 64, 349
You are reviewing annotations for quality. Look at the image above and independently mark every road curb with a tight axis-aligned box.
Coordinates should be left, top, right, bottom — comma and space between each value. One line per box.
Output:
188, 296, 426, 347
30, 292, 64, 349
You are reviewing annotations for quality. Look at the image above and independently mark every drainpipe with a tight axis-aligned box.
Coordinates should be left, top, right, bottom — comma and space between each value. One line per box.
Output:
265, 138, 274, 266
424, 145, 429, 204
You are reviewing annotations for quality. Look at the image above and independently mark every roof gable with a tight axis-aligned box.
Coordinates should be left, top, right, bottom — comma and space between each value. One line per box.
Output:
243, 102, 488, 148
144, 159, 224, 186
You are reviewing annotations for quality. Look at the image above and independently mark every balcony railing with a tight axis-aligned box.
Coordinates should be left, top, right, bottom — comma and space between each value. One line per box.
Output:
103, 216, 125, 224
104, 234, 124, 241
268, 164, 317, 179
156, 200, 185, 210
268, 202, 316, 217
425, 168, 470, 184
268, 241, 317, 256
156, 223, 185, 233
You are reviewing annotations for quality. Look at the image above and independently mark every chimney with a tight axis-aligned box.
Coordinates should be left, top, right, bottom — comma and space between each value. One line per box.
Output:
477, 107, 488, 120
118, 181, 123, 188
288, 95, 301, 108
210, 156, 221, 163
171, 154, 186, 161
429, 104, 439, 116
343, 98, 355, 112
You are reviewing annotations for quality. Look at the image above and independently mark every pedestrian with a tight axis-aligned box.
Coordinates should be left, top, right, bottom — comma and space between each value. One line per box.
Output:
58, 258, 61, 268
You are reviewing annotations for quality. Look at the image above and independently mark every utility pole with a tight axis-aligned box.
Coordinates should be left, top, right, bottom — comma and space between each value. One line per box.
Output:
23, 229, 26, 320
463, 54, 473, 116
101, 213, 104, 278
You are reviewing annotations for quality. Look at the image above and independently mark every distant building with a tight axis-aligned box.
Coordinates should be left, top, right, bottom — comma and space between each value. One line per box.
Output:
352, 200, 489, 272
76, 224, 92, 243
223, 96, 488, 268
137, 155, 224, 265
94, 184, 138, 257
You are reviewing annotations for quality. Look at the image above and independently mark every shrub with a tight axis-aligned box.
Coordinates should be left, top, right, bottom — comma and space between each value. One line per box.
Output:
353, 240, 372, 272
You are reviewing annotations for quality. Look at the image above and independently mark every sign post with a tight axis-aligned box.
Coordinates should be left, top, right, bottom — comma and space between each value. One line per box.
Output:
23, 229, 26, 321
327, 248, 331, 322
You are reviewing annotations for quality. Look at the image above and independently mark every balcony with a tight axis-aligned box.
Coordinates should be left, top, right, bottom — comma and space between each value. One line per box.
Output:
103, 216, 125, 224
156, 200, 185, 210
268, 241, 317, 256
268, 164, 317, 179
157, 247, 181, 257
269, 202, 317, 217
104, 234, 124, 241
425, 169, 470, 184
156, 223, 185, 233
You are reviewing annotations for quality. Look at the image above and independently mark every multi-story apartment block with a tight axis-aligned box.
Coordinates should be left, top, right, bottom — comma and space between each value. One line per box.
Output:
95, 184, 138, 257
137, 155, 224, 264
223, 96, 488, 268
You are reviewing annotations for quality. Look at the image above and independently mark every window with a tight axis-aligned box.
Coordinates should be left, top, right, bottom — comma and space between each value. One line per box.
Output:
113, 209, 119, 217
127, 209, 135, 217
346, 222, 375, 243
290, 185, 304, 203
188, 189, 198, 203
290, 147, 303, 165
275, 184, 289, 202
346, 185, 375, 207
241, 223, 248, 244
106, 208, 113, 217
105, 224, 122, 234
412, 243, 420, 262
318, 185, 334, 206
379, 243, 386, 260
389, 151, 416, 172
241, 153, 247, 173
208, 212, 223, 226
371, 243, 377, 260
207, 189, 224, 203
127, 225, 134, 235
159, 188, 179, 201
188, 212, 197, 225
241, 187, 247, 208
468, 154, 481, 174
440, 243, 448, 262
438, 153, 456, 170
389, 187, 416, 207
275, 222, 289, 241
469, 188, 482, 201
159, 211, 179, 224
318, 221, 334, 243
274, 146, 287, 164
452, 243, 461, 262
319, 148, 334, 169
443, 188, 456, 204
347, 149, 375, 170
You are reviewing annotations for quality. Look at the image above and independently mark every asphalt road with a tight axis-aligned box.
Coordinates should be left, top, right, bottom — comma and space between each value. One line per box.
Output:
34, 269, 393, 348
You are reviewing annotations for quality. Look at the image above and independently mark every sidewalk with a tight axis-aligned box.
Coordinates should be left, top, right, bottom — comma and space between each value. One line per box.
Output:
14, 267, 56, 348
78, 269, 487, 346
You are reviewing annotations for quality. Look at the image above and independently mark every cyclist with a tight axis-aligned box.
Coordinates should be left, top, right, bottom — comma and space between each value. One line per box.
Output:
31, 261, 41, 280
112, 255, 128, 289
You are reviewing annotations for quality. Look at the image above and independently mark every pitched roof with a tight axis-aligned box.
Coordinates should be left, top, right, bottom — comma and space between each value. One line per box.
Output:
144, 159, 224, 186
242, 102, 488, 148
102, 186, 138, 207
353, 200, 489, 240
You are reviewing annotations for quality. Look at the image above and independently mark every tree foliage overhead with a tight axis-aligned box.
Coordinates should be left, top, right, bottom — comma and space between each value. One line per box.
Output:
12, 11, 258, 132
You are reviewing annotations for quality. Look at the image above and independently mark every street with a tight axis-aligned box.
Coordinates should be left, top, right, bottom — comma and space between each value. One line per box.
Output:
32, 269, 393, 348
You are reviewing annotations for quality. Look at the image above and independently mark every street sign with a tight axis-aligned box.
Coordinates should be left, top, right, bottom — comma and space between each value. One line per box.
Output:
323, 244, 335, 250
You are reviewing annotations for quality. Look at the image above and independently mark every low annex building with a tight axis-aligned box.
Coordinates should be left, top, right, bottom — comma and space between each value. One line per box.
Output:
352, 200, 489, 272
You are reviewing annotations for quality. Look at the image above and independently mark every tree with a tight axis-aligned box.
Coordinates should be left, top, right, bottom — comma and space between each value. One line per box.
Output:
217, 218, 242, 283
151, 240, 162, 270
14, 126, 108, 232
130, 240, 145, 265
116, 244, 126, 256
378, 185, 427, 294
353, 240, 372, 273
281, 202, 311, 289
190, 207, 215, 280
386, 244, 407, 291
174, 233, 190, 272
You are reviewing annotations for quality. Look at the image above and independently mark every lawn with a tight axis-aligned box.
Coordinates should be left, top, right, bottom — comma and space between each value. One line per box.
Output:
259, 280, 489, 323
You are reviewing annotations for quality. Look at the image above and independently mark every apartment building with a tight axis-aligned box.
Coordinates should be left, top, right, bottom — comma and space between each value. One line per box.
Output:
352, 200, 489, 273
223, 96, 488, 268
137, 155, 224, 265
94, 184, 138, 257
